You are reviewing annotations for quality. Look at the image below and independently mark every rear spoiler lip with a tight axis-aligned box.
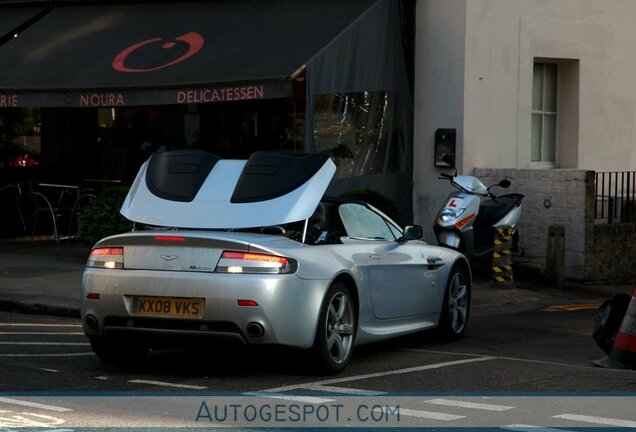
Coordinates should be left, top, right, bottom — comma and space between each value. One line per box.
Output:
93, 232, 276, 255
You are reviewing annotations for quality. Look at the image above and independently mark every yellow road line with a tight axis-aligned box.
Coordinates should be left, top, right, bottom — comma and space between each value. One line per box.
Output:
545, 304, 600, 312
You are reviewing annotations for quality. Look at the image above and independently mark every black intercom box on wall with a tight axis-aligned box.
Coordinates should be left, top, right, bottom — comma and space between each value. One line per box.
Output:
434, 128, 456, 168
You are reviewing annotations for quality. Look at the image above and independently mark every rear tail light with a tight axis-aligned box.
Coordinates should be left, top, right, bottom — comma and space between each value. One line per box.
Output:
216, 251, 297, 274
87, 247, 124, 269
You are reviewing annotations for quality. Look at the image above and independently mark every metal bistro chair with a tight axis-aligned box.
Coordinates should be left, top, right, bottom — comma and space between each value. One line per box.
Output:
29, 183, 79, 242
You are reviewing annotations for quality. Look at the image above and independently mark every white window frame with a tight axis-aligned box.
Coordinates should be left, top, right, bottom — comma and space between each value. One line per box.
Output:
531, 61, 558, 168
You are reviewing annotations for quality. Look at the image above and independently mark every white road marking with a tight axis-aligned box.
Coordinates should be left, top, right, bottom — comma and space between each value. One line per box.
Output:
395, 407, 464, 421
129, 379, 207, 390
553, 413, 636, 428
0, 397, 72, 412
94, 376, 109, 380
263, 357, 495, 392
0, 353, 92, 358
244, 392, 334, 404
0, 342, 89, 346
0, 324, 81, 328
0, 332, 84, 335
425, 398, 514, 411
504, 425, 571, 432
403, 348, 635, 372
39, 368, 59, 373
10, 413, 65, 427
305, 385, 386, 396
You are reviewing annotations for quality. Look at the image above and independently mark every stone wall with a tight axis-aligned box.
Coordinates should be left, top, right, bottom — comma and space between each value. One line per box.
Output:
474, 168, 594, 279
468, 168, 636, 283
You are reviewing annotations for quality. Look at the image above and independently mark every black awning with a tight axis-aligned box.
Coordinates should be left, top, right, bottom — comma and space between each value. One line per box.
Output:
0, 6, 44, 42
0, 0, 377, 107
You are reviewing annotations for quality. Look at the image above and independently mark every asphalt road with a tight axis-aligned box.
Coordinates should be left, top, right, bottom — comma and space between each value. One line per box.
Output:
0, 288, 634, 429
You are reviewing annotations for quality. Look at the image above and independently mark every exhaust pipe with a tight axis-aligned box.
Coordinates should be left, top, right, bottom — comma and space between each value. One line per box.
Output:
246, 322, 265, 339
85, 314, 99, 330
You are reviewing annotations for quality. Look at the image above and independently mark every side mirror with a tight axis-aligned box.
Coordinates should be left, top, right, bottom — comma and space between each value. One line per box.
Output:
402, 225, 423, 241
499, 179, 511, 188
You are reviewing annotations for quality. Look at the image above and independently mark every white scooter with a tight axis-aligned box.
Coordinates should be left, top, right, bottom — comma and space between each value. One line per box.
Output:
434, 172, 524, 263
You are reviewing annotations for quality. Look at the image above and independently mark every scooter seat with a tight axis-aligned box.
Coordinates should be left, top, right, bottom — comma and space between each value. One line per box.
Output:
474, 196, 521, 227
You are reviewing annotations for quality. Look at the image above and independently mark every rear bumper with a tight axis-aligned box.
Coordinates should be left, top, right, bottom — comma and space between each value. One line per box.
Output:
81, 268, 330, 349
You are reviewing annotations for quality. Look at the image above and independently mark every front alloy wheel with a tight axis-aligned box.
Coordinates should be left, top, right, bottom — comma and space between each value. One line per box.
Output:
313, 282, 356, 374
439, 266, 471, 340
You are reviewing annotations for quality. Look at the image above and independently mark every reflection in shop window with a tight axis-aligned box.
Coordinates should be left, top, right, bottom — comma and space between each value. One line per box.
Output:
0, 108, 42, 175
314, 92, 405, 179
97, 106, 200, 182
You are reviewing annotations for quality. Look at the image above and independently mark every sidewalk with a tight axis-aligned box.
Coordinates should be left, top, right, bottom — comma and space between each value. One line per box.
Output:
0, 241, 631, 319
0, 241, 88, 317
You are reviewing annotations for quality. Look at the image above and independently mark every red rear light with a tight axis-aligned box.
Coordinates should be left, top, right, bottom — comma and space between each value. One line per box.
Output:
237, 299, 259, 307
86, 293, 100, 300
154, 236, 186, 242
221, 251, 289, 265
88, 247, 124, 269
90, 247, 123, 256
216, 251, 296, 274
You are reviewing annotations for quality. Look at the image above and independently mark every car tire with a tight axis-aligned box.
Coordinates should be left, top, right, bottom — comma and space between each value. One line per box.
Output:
438, 265, 471, 340
312, 282, 356, 374
88, 335, 148, 364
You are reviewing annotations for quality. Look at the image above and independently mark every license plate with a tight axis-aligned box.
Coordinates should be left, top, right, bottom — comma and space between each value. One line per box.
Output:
133, 296, 204, 318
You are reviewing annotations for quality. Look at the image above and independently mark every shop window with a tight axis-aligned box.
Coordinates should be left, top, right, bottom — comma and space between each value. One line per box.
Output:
96, 106, 198, 182
95, 101, 299, 182
0, 108, 42, 179
198, 99, 299, 158
313, 92, 406, 179
532, 62, 558, 165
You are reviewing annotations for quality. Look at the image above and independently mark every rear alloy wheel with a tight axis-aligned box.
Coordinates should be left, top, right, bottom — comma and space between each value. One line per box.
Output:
439, 266, 471, 340
313, 282, 356, 374
88, 335, 148, 364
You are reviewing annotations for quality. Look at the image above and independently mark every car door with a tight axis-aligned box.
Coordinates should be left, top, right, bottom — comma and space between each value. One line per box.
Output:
338, 203, 439, 319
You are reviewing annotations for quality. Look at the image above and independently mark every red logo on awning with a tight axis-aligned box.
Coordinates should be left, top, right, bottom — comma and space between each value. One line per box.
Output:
112, 32, 204, 73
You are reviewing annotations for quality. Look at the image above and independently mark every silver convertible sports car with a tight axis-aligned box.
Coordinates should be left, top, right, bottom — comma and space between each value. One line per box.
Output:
81, 149, 471, 373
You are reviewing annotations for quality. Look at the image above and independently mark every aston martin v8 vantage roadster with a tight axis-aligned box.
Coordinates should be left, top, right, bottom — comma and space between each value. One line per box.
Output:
81, 149, 471, 373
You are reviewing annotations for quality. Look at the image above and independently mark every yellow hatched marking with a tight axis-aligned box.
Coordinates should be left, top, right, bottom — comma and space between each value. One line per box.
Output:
494, 276, 513, 283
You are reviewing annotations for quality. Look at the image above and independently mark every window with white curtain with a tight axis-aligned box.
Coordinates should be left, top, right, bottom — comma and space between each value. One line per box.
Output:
532, 62, 558, 164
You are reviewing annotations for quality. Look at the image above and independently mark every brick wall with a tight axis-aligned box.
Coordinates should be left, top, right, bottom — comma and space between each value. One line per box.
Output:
474, 168, 594, 279
588, 223, 636, 284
